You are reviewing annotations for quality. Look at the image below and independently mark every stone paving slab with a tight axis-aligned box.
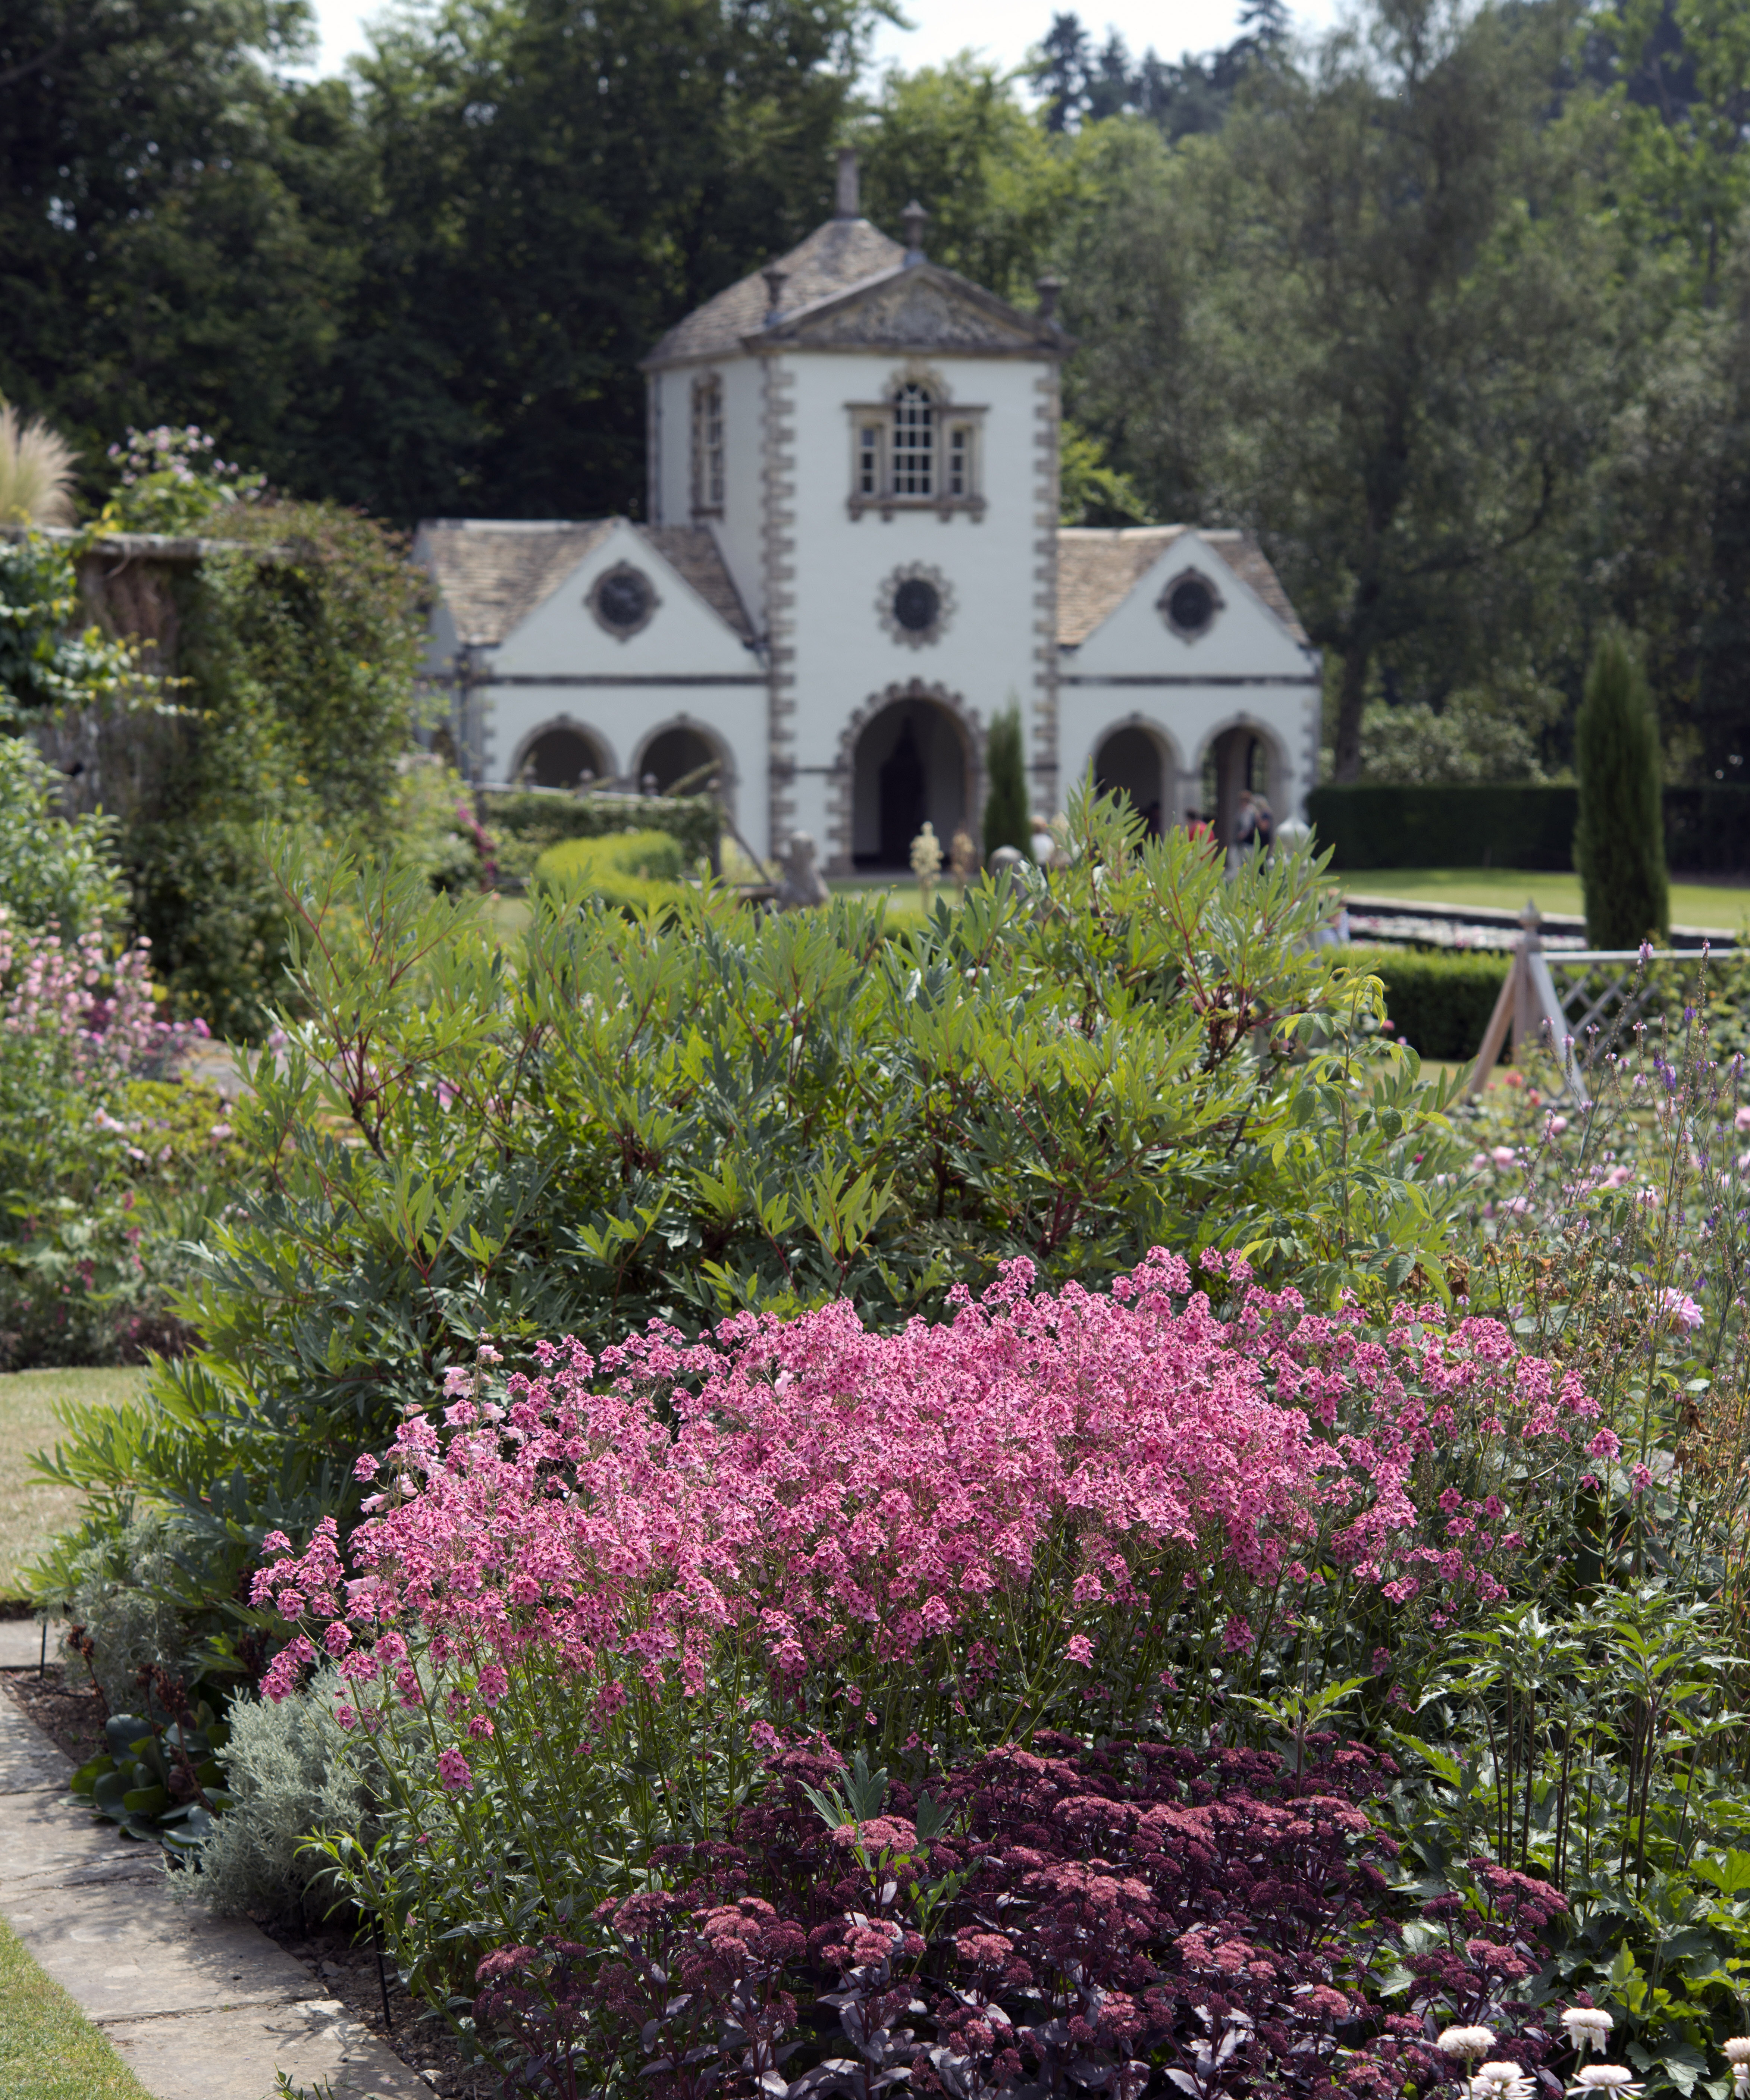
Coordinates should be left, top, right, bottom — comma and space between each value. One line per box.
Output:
0, 1681, 429, 2099
7, 1875, 325, 2021
106, 1999, 430, 2100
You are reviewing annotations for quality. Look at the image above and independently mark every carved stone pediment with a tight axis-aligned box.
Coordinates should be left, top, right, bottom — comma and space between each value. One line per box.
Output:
780, 271, 1048, 354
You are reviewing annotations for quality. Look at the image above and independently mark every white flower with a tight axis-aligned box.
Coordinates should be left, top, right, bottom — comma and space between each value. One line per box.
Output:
1570, 2068, 1642, 2099
1725, 2040, 1750, 2094
1472, 2062, 1535, 2100
1439, 2028, 1498, 2062
1561, 2010, 1614, 2056
1561, 2010, 1613, 2062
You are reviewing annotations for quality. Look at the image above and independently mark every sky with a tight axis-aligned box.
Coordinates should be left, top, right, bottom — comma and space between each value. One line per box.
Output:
298, 0, 1348, 81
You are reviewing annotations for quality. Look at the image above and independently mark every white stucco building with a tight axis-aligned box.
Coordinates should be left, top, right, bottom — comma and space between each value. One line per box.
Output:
416, 151, 1319, 869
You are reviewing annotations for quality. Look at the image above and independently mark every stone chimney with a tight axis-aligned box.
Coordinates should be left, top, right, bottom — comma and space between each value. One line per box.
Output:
835, 146, 860, 219
762, 264, 787, 316
1035, 273, 1062, 323
901, 200, 929, 265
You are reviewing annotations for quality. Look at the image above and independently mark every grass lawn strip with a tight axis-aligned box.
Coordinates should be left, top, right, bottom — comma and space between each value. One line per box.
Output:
0, 1370, 147, 1599
1337, 863, 1750, 929
0, 1907, 157, 2100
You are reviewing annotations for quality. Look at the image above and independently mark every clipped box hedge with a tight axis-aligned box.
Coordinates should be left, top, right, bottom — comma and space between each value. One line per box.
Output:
484, 790, 719, 884
531, 829, 692, 915
1309, 782, 1750, 875
1307, 785, 1578, 871
1340, 944, 1509, 1064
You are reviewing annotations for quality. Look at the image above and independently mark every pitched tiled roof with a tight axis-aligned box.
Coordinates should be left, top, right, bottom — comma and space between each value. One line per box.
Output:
1055, 526, 1307, 647
419, 519, 754, 647
420, 520, 616, 648
1204, 530, 1308, 644
642, 526, 754, 640
644, 217, 907, 368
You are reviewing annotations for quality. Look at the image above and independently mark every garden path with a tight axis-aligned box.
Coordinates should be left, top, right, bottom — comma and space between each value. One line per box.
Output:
0, 1684, 423, 2100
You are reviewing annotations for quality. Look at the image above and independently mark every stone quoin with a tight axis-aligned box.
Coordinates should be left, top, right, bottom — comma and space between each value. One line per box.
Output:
415, 148, 1320, 868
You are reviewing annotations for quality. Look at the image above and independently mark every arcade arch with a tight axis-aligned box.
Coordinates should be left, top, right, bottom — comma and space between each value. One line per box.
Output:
1091, 721, 1180, 835
514, 723, 611, 790
848, 687, 975, 869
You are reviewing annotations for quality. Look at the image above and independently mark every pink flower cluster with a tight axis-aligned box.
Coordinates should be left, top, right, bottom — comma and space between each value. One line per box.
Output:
0, 912, 198, 1085
254, 1251, 1603, 1727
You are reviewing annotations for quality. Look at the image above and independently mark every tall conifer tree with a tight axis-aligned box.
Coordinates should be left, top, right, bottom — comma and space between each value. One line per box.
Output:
1575, 632, 1669, 948
983, 706, 1031, 859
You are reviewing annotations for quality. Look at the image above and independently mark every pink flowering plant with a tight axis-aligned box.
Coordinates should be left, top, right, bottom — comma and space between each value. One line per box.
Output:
252, 1249, 1609, 2009
0, 906, 210, 1364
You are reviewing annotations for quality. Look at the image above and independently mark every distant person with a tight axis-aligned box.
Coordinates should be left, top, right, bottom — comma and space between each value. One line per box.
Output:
1254, 796, 1275, 850
1233, 792, 1259, 849
1185, 808, 1218, 860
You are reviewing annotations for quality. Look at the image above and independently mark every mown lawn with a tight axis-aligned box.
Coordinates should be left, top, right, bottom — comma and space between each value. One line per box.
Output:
0, 1912, 157, 2100
0, 1367, 147, 1598
1339, 865, 1750, 931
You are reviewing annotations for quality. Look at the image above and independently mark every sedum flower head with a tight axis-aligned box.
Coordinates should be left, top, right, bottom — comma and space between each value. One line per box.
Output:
1439, 2028, 1497, 2062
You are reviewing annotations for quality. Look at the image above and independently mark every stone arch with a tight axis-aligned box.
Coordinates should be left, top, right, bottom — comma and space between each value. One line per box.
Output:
511, 719, 615, 791
1196, 715, 1289, 858
1091, 715, 1184, 836
827, 680, 983, 875
631, 714, 737, 812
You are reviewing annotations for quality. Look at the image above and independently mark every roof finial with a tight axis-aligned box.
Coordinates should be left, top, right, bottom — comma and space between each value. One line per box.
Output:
835, 146, 860, 219
1035, 273, 1062, 323
901, 200, 929, 265
762, 264, 787, 316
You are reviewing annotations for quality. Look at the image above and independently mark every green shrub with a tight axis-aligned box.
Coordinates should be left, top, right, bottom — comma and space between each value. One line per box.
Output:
982, 703, 1029, 857
176, 1665, 370, 1918
29, 796, 1464, 1693
1344, 943, 1510, 1062
531, 828, 690, 912
1575, 631, 1670, 946
0, 736, 125, 937
485, 790, 719, 884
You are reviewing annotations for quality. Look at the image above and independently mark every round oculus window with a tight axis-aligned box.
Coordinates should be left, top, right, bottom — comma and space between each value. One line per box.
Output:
1167, 574, 1216, 635
595, 567, 654, 631
893, 577, 941, 633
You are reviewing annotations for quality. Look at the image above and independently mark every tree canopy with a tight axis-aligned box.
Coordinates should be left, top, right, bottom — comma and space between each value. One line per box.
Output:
4, 0, 1748, 781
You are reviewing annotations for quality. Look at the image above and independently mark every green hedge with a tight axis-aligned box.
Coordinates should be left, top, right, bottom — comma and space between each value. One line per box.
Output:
1662, 786, 1750, 874
1307, 786, 1577, 871
531, 829, 691, 914
1308, 783, 1750, 875
484, 790, 719, 883
1342, 944, 1509, 1063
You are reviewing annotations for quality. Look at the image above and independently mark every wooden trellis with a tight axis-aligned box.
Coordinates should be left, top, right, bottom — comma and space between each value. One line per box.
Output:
1464, 907, 1740, 1106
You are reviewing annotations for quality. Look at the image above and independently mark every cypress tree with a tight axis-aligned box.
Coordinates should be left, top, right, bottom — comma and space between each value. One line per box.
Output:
1574, 632, 1669, 948
983, 704, 1031, 859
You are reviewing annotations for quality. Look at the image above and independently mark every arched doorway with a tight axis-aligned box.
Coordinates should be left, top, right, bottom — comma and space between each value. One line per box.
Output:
638, 725, 721, 796
518, 725, 607, 791
1201, 725, 1279, 856
1093, 725, 1168, 835
852, 696, 969, 870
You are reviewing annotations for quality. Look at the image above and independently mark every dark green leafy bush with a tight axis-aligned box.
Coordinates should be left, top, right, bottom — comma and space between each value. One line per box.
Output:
31, 797, 1461, 1693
